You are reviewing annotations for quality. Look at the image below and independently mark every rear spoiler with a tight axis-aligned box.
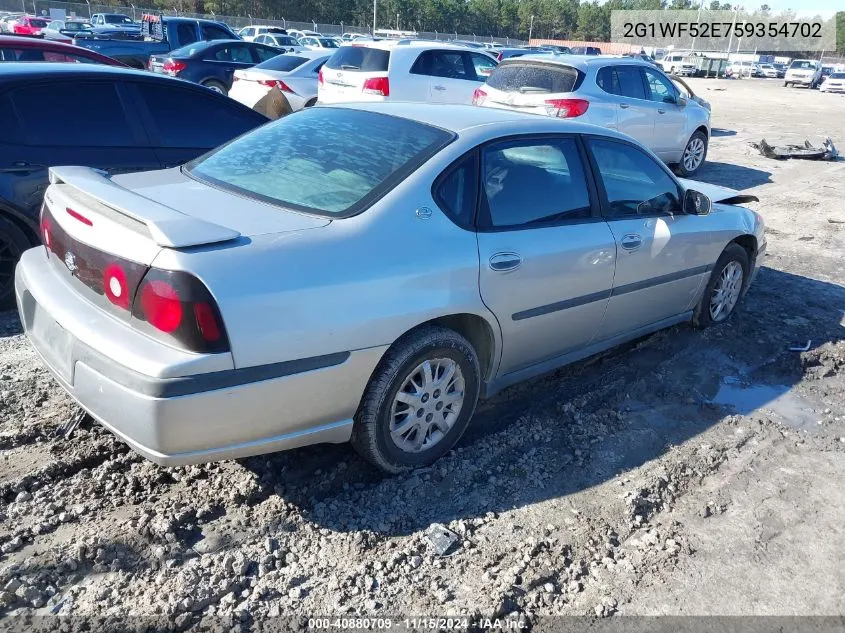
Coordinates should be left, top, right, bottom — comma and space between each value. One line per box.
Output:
49, 166, 240, 248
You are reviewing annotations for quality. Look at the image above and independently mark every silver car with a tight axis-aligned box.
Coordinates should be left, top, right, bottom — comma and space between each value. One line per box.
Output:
15, 104, 764, 472
474, 56, 712, 176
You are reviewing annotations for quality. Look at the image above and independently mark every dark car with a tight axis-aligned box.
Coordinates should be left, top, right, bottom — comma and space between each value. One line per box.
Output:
569, 46, 602, 55
0, 64, 268, 307
74, 15, 239, 69
0, 35, 126, 65
148, 39, 281, 94
494, 47, 552, 62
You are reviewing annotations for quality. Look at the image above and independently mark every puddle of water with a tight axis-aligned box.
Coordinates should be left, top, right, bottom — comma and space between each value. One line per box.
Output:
712, 381, 819, 431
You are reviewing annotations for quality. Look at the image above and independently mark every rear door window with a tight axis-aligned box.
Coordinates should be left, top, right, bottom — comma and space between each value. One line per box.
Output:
202, 24, 232, 40
324, 46, 389, 72
10, 82, 137, 147
480, 138, 592, 228
176, 22, 198, 45
487, 62, 581, 93
614, 65, 646, 100
133, 82, 265, 148
251, 44, 280, 63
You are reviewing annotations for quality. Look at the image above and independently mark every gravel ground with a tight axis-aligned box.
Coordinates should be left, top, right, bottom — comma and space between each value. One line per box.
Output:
1, 78, 844, 627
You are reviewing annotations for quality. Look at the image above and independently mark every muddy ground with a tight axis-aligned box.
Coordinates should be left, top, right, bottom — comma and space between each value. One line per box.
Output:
1, 78, 844, 627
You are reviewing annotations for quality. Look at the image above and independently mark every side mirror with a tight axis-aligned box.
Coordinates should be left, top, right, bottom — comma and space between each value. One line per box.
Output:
677, 95, 688, 106
684, 189, 712, 216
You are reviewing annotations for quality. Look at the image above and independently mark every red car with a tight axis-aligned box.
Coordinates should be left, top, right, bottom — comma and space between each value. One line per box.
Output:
11, 16, 50, 36
0, 35, 126, 65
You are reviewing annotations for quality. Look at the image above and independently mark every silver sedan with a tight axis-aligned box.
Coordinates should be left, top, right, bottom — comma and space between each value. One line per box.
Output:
15, 103, 765, 472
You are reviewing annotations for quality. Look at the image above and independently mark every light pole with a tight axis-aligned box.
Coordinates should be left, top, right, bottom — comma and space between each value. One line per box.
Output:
85, 0, 90, 18
396, 13, 398, 30
528, 14, 534, 41
690, 0, 705, 53
373, 0, 377, 32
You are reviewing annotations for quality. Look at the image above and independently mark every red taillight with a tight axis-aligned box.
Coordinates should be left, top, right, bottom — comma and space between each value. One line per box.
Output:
66, 207, 92, 226
139, 279, 182, 333
132, 268, 230, 353
193, 303, 221, 342
40, 209, 52, 250
259, 79, 294, 93
318, 67, 324, 85
497, 52, 503, 61
362, 76, 389, 96
162, 59, 186, 75
543, 98, 589, 118
146, 58, 152, 70
103, 263, 129, 309
472, 88, 487, 106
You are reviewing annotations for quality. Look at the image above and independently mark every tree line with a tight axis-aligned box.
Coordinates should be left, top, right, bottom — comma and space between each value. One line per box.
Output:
145, 0, 845, 53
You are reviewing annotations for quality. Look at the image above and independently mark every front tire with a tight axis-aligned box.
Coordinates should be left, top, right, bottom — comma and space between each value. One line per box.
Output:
676, 130, 708, 177
351, 326, 481, 473
694, 244, 749, 329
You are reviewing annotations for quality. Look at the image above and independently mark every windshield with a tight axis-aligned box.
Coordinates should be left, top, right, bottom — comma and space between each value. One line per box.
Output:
65, 22, 92, 30
831, 73, 845, 79
325, 46, 389, 71
318, 38, 339, 47
187, 108, 454, 216
254, 54, 308, 71
790, 60, 815, 69
105, 15, 132, 24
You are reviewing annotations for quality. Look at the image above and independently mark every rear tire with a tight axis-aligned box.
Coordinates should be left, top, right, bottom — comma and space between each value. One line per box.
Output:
351, 326, 481, 473
202, 80, 227, 95
0, 216, 31, 310
693, 243, 749, 329
783, 81, 789, 87
676, 130, 708, 177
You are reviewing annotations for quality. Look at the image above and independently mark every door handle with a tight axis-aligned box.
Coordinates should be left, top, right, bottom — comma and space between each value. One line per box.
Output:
619, 103, 630, 109
657, 108, 666, 114
433, 84, 446, 91
489, 252, 522, 272
620, 234, 643, 251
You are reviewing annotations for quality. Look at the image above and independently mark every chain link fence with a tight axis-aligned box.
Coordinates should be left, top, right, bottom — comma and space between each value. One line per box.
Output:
0, 0, 523, 43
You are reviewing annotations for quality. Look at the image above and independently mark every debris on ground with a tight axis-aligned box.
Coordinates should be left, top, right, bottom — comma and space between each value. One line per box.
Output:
425, 523, 461, 556
751, 137, 839, 160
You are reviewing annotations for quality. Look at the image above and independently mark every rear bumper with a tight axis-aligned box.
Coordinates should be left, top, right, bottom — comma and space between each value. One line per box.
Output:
15, 248, 385, 466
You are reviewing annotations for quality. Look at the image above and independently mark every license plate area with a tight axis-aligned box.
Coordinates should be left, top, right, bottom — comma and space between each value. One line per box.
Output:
29, 300, 74, 382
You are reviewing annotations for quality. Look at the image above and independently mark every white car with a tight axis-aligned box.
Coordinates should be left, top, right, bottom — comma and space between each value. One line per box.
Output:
288, 29, 321, 42
758, 63, 780, 78
820, 71, 845, 93
660, 53, 696, 76
475, 55, 712, 176
299, 36, 340, 51
253, 33, 306, 53
318, 41, 497, 105
784, 59, 822, 88
229, 50, 330, 113
237, 25, 288, 42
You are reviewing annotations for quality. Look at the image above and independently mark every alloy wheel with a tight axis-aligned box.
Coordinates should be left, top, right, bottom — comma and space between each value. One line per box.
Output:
709, 261, 744, 322
389, 358, 465, 453
683, 137, 706, 172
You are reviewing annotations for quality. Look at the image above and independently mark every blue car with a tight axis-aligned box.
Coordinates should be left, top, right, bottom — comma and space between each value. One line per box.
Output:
148, 39, 282, 95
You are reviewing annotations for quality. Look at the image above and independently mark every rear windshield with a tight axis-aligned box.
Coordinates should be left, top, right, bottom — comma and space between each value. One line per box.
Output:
318, 38, 339, 48
487, 61, 581, 94
325, 46, 389, 72
30, 19, 48, 27
169, 41, 212, 57
187, 108, 454, 216
255, 54, 308, 71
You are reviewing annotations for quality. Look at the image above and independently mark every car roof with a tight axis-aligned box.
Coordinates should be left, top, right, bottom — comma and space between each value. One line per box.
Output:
327, 102, 629, 139
0, 62, 163, 81
347, 39, 478, 52
501, 53, 655, 70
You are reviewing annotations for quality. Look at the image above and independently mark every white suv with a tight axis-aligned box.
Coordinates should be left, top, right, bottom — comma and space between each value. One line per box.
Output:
318, 41, 497, 104
784, 59, 822, 88
475, 56, 712, 176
